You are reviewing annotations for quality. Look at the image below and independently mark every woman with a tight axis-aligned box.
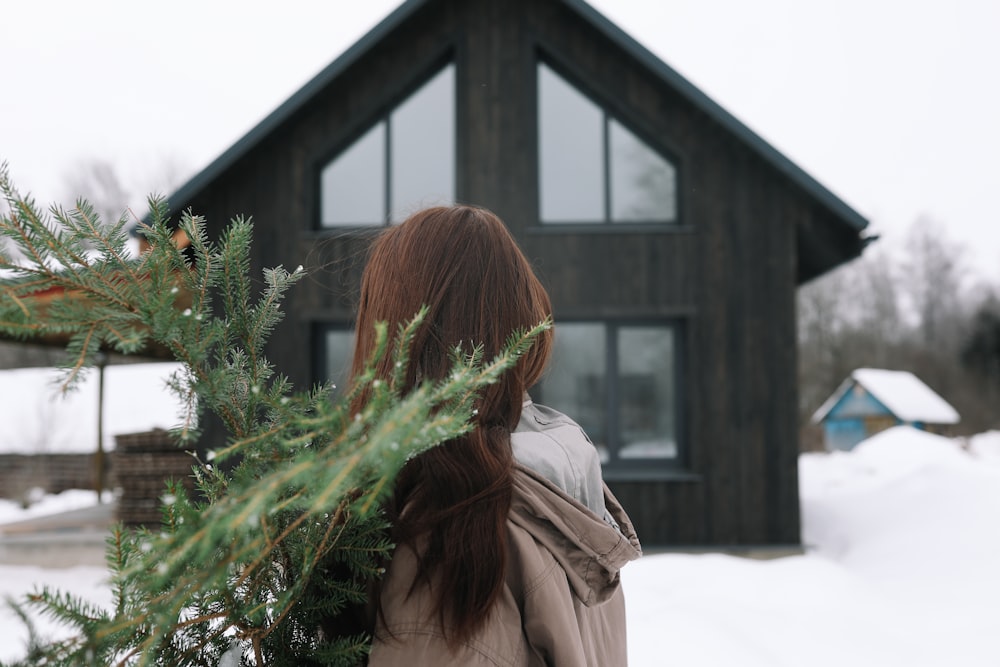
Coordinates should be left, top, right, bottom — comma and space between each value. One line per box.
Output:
353, 206, 641, 665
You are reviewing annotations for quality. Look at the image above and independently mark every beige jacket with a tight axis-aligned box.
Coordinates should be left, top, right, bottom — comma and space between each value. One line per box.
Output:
370, 404, 642, 666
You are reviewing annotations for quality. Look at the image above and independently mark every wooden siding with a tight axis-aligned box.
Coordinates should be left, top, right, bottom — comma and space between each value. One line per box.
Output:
515, 0, 801, 546
827, 385, 894, 419
166, 0, 827, 548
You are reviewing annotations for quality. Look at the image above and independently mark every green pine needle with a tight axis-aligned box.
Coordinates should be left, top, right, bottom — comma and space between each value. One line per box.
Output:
0, 167, 549, 666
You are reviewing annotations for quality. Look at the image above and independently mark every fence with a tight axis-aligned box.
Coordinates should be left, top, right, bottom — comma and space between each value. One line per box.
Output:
0, 452, 113, 502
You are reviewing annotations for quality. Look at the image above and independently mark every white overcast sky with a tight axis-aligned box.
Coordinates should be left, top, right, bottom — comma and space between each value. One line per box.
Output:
2, 0, 998, 282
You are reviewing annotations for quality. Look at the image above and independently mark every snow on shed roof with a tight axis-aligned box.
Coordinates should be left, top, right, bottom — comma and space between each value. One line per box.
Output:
812, 368, 960, 425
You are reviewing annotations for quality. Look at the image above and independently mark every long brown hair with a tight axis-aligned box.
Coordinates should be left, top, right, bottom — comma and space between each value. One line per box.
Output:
351, 205, 553, 642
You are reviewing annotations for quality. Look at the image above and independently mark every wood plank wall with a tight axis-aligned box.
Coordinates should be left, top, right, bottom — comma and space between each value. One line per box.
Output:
174, 0, 819, 548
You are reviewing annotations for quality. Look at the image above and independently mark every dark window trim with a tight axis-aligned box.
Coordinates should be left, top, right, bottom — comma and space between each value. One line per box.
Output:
299, 227, 384, 243
537, 318, 689, 473
384, 109, 393, 226
312, 322, 356, 390
525, 222, 695, 236
602, 113, 612, 223
536, 45, 685, 164
603, 468, 702, 483
313, 48, 457, 231
317, 317, 692, 477
534, 49, 685, 228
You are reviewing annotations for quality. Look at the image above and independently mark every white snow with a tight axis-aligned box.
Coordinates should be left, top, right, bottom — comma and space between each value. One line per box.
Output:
628, 426, 999, 666
0, 564, 113, 657
1, 425, 998, 665
0, 489, 112, 525
0, 363, 186, 454
813, 367, 960, 425
968, 430, 1000, 463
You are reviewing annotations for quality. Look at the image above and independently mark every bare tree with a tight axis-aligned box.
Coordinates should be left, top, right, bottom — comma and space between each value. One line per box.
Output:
797, 243, 907, 423
797, 215, 998, 441
0, 157, 189, 369
61, 156, 190, 226
62, 159, 131, 225
901, 216, 971, 352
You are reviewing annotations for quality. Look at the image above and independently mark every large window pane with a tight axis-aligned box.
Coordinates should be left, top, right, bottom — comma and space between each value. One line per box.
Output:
320, 124, 386, 226
324, 330, 355, 396
320, 63, 454, 228
542, 323, 607, 459
390, 64, 455, 222
537, 62, 679, 226
538, 64, 604, 223
617, 326, 677, 459
609, 119, 677, 223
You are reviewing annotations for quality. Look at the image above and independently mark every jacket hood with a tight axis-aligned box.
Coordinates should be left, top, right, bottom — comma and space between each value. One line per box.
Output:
510, 464, 642, 606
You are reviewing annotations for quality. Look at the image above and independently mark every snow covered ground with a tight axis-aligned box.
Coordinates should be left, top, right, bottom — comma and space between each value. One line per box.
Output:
627, 427, 1000, 666
0, 489, 112, 525
1, 426, 998, 665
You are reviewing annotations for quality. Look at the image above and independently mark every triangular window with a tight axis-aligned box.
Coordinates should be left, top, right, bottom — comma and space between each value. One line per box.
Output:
320, 63, 455, 227
538, 62, 677, 224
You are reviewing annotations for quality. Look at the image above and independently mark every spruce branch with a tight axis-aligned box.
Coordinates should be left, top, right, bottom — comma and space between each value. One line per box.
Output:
0, 167, 551, 666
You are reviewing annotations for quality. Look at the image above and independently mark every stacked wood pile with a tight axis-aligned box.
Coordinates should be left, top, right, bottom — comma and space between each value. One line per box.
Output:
113, 429, 195, 527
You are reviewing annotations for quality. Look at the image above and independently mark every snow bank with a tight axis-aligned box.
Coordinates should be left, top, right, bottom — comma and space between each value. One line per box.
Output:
627, 425, 1000, 666
0, 564, 112, 656
2, 426, 1000, 665
0, 489, 112, 525
968, 429, 1000, 464
625, 553, 966, 666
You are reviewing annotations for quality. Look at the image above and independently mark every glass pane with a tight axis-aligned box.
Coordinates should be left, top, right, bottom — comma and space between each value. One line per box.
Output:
538, 64, 604, 223
617, 326, 677, 459
390, 64, 455, 223
320, 124, 386, 226
541, 323, 608, 460
609, 119, 677, 222
324, 329, 355, 397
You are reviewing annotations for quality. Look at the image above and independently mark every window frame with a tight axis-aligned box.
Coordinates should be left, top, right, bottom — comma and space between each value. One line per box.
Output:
316, 318, 691, 479
314, 57, 457, 230
534, 318, 688, 476
535, 55, 684, 228
312, 323, 356, 396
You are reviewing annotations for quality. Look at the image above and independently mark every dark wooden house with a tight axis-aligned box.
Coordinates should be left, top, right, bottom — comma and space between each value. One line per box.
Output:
161, 0, 868, 549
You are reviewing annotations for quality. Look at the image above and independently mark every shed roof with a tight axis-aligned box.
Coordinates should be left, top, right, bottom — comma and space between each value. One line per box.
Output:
161, 0, 868, 240
812, 368, 960, 425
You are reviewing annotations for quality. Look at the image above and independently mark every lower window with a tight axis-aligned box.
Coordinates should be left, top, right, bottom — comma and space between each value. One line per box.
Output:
319, 328, 355, 395
535, 322, 681, 467
319, 321, 683, 469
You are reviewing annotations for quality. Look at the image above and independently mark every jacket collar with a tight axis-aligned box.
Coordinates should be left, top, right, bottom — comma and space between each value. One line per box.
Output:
509, 464, 642, 606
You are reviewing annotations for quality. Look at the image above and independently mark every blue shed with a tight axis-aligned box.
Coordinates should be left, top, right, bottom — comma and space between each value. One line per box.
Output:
812, 368, 960, 451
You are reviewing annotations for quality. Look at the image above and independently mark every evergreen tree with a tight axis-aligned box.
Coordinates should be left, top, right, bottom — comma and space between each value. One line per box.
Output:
0, 165, 549, 666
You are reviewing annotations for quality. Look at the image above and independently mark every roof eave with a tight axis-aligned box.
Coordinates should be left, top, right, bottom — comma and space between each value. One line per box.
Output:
161, 0, 430, 217
564, 0, 868, 233
811, 377, 854, 424
162, 0, 868, 238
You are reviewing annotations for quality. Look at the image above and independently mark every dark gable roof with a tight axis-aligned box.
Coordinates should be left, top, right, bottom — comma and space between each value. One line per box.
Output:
164, 0, 868, 235
163, 0, 428, 216
565, 0, 867, 233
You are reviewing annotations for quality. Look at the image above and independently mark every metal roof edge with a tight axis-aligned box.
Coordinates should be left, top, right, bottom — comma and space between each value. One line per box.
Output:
163, 0, 868, 234
161, 0, 430, 217
811, 376, 854, 424
563, 0, 868, 232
